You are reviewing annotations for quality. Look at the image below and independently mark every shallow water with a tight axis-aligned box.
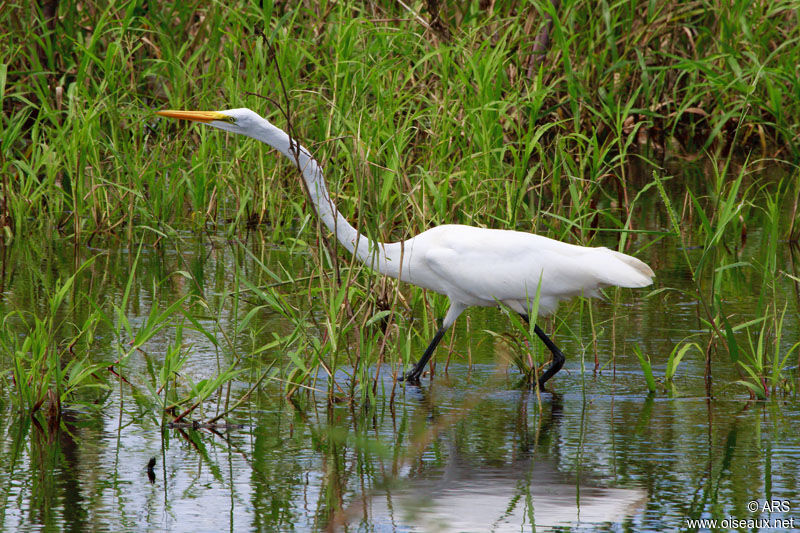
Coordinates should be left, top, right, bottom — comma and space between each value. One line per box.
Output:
1, 189, 799, 531
3, 363, 799, 531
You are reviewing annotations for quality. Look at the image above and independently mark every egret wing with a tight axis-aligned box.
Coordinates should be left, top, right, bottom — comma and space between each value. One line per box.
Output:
420, 226, 603, 313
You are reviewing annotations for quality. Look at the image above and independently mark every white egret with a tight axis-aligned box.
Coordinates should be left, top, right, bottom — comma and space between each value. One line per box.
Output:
157, 108, 654, 387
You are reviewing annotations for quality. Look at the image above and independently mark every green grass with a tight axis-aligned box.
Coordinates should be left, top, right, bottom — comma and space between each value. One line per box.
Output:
1, 0, 799, 404
4, 0, 799, 235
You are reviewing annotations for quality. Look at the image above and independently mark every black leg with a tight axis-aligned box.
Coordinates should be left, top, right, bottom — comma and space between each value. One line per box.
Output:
533, 324, 566, 388
519, 314, 566, 388
400, 326, 447, 382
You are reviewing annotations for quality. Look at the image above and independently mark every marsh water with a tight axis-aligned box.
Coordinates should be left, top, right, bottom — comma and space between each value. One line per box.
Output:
1, 175, 799, 532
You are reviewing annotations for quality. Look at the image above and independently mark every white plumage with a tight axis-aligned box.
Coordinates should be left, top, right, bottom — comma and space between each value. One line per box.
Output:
158, 107, 654, 387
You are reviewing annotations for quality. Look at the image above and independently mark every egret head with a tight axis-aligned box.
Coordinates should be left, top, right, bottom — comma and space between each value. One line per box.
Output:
157, 108, 267, 138
158, 106, 311, 168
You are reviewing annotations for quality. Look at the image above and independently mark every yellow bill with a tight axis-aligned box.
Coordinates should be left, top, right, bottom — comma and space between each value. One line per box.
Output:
157, 110, 233, 123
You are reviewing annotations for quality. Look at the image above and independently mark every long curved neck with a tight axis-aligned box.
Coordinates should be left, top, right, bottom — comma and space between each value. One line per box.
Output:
247, 116, 403, 278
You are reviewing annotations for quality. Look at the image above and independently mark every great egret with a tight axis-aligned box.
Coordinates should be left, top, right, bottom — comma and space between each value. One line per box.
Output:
157, 108, 654, 387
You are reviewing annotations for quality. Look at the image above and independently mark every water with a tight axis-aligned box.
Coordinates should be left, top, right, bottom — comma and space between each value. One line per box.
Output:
3, 366, 799, 531
1, 198, 799, 531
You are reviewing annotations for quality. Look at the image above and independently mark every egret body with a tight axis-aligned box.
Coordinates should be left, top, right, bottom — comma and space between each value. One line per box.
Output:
157, 108, 654, 387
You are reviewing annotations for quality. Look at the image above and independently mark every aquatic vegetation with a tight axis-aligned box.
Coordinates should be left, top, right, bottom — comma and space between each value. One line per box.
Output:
0, 259, 106, 419
664, 341, 698, 389
632, 343, 657, 394
653, 164, 799, 398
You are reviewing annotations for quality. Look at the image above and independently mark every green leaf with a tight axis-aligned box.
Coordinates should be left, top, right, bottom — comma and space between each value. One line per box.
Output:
666, 342, 697, 381
735, 379, 767, 400
632, 343, 656, 393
